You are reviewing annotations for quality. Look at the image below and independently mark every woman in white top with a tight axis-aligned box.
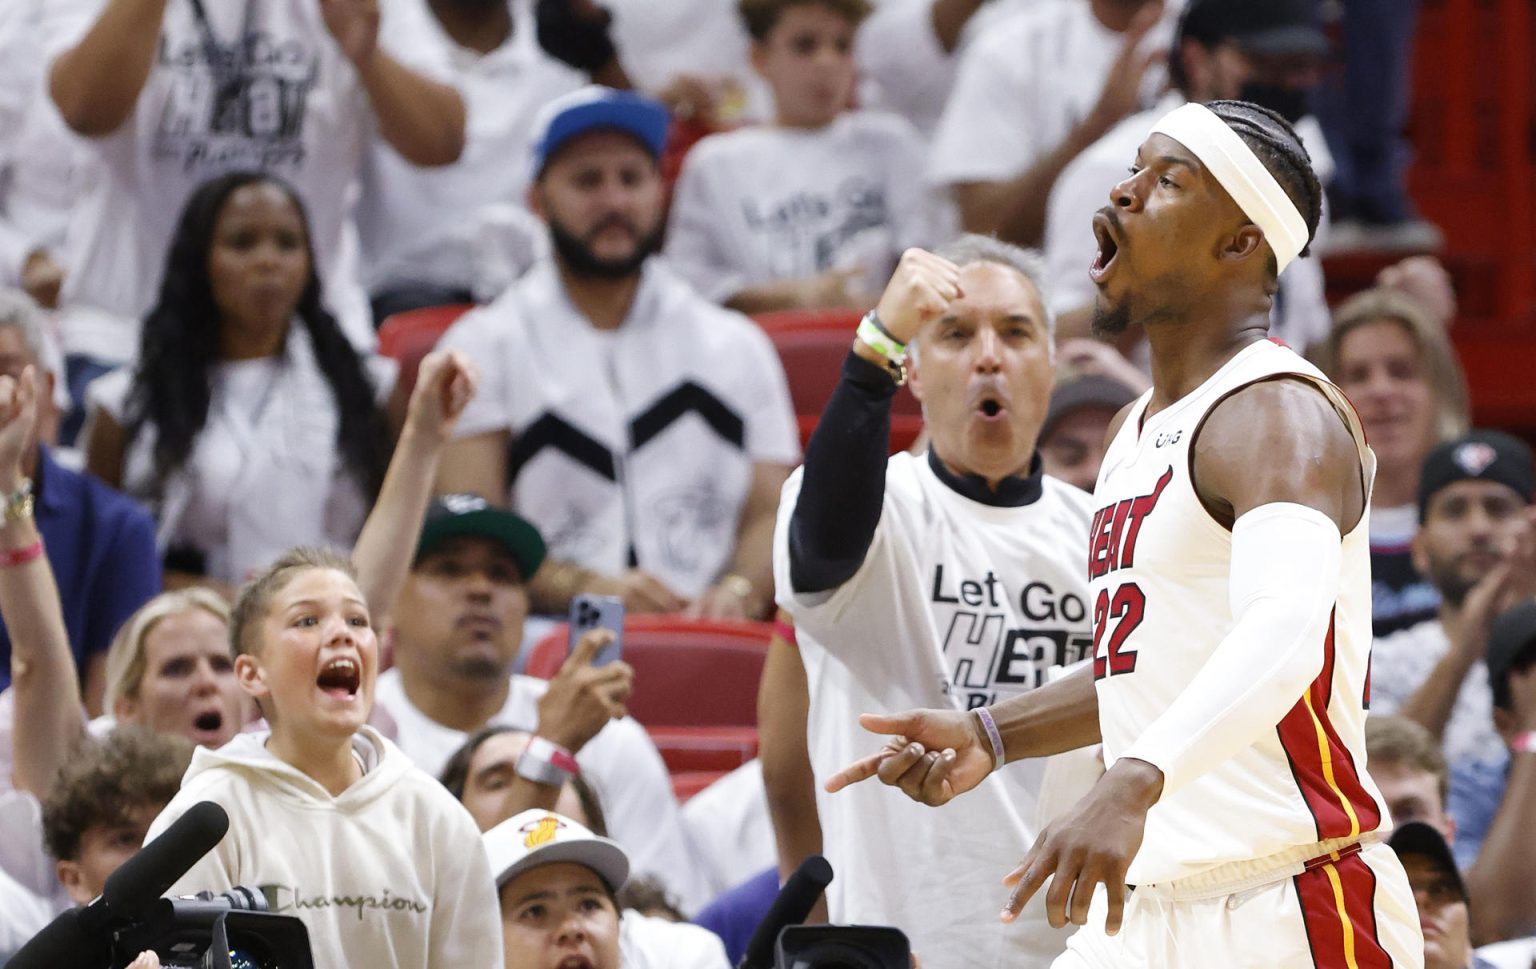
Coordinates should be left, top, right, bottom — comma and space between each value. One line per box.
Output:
83, 172, 399, 593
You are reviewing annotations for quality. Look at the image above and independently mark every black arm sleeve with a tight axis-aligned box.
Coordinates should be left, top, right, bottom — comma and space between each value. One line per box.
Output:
788, 349, 899, 594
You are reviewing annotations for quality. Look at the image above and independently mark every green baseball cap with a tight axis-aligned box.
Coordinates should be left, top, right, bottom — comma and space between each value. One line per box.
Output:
416, 494, 547, 580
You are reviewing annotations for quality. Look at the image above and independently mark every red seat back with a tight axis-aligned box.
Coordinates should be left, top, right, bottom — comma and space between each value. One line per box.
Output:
526, 616, 771, 728
753, 310, 923, 453
376, 303, 475, 398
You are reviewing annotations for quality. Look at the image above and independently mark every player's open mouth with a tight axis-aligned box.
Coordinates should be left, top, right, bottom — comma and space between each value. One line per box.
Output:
316, 656, 361, 699
1089, 213, 1120, 284
977, 397, 1006, 420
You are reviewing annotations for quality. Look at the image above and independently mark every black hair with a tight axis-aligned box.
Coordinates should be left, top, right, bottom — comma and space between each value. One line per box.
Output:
126, 172, 391, 502
1206, 100, 1324, 282
1492, 639, 1536, 711
439, 724, 610, 836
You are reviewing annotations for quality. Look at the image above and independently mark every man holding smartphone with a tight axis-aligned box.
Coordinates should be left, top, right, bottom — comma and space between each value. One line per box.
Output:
373, 494, 711, 911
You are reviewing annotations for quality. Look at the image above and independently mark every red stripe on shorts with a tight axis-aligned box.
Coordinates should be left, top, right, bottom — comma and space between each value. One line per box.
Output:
1293, 851, 1394, 969
1275, 612, 1382, 840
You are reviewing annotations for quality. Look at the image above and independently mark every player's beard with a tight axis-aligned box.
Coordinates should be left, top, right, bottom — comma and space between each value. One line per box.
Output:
548, 213, 663, 280
1091, 297, 1132, 339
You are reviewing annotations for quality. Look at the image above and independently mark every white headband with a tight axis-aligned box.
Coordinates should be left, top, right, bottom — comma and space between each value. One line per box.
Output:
1150, 103, 1310, 274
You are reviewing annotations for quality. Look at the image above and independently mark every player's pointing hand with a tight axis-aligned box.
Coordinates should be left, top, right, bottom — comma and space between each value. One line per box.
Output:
824, 708, 995, 806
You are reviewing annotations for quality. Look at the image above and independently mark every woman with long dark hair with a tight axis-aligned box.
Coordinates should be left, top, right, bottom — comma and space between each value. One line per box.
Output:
83, 172, 399, 591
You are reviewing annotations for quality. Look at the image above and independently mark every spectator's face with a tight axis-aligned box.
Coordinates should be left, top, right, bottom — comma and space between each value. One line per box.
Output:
500, 862, 621, 969
531, 133, 664, 277
1333, 318, 1438, 478
206, 182, 310, 348
1413, 480, 1527, 606
1040, 405, 1119, 492
461, 732, 589, 832
55, 804, 160, 906
1398, 853, 1472, 969
236, 568, 378, 742
908, 262, 1053, 484
394, 536, 528, 683
1371, 761, 1453, 841
117, 608, 248, 749
751, 4, 858, 127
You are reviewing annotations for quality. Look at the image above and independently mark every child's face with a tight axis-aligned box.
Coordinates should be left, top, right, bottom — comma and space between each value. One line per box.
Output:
237, 568, 378, 741
752, 3, 858, 127
56, 803, 160, 906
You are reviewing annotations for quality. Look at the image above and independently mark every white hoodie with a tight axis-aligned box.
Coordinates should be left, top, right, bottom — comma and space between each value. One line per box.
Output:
146, 726, 501, 969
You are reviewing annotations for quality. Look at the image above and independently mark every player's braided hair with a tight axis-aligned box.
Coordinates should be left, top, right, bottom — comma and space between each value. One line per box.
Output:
1206, 100, 1325, 273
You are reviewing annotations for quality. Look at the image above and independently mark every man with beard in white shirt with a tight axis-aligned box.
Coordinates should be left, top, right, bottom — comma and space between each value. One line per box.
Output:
372, 494, 712, 912
358, 0, 636, 319
775, 236, 1098, 969
436, 86, 799, 621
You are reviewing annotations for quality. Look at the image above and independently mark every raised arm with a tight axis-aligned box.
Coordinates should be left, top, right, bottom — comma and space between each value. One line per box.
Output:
321, 0, 465, 166
789, 249, 961, 594
48, 0, 169, 136
0, 367, 84, 795
352, 351, 477, 626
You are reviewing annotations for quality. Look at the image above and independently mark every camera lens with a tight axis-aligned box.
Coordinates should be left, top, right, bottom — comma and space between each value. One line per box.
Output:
218, 886, 268, 911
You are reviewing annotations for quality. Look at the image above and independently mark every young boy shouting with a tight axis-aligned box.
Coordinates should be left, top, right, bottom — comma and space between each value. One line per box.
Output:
145, 352, 501, 967
146, 546, 501, 967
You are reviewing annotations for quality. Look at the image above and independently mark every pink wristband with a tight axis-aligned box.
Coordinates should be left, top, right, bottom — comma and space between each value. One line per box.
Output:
527, 736, 580, 775
973, 707, 1005, 772
0, 540, 42, 568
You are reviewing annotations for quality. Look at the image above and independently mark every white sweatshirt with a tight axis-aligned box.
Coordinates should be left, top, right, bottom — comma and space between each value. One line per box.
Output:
147, 726, 502, 969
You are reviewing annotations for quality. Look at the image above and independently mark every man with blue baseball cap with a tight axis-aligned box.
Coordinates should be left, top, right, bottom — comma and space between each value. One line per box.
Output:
437, 86, 799, 629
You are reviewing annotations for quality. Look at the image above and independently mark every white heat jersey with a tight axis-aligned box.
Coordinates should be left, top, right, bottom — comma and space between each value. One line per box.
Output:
775, 452, 1098, 969
1091, 339, 1386, 886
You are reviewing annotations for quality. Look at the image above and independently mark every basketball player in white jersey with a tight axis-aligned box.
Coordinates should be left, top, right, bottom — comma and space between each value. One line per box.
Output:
825, 100, 1425, 968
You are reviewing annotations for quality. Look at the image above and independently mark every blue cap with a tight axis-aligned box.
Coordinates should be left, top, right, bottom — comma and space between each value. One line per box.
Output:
530, 86, 671, 179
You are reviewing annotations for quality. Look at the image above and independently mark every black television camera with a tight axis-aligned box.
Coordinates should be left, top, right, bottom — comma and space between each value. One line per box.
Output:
9, 802, 313, 969
740, 857, 911, 969
112, 887, 313, 969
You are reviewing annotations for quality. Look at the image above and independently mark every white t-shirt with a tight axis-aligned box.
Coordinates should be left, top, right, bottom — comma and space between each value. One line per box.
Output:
372, 667, 713, 914
678, 759, 775, 898
855, 0, 1037, 138
620, 911, 731, 969
148, 727, 503, 969
357, 0, 581, 295
1042, 93, 1336, 354
664, 112, 952, 304
604, 0, 772, 124
88, 327, 396, 582
927, 0, 1173, 189
1370, 619, 1503, 770
442, 258, 800, 599
39, 0, 454, 360
775, 452, 1097, 969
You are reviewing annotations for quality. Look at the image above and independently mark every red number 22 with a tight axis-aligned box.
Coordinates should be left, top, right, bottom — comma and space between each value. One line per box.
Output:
1092, 583, 1145, 679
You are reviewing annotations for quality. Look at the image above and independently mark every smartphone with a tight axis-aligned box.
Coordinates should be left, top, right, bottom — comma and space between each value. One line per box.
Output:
568, 594, 625, 667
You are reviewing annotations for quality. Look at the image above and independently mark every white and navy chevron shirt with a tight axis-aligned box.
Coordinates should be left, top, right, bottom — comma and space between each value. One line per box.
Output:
442, 257, 800, 598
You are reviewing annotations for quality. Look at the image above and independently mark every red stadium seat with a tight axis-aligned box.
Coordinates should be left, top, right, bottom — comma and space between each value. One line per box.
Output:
525, 616, 772, 729
753, 310, 924, 453
646, 725, 760, 773
376, 303, 475, 398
